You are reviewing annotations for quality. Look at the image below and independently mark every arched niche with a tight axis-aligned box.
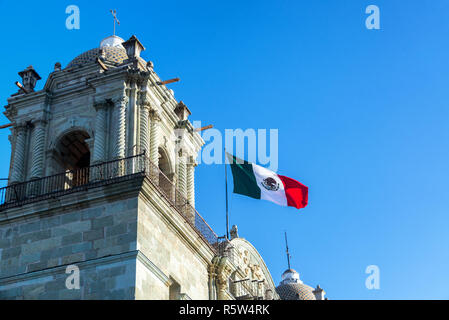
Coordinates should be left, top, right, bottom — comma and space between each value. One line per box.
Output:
55, 130, 91, 171
49, 129, 91, 187
158, 146, 174, 199
158, 146, 174, 180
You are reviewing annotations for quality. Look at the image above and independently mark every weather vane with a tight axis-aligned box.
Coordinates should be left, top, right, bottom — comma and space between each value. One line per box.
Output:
110, 9, 120, 36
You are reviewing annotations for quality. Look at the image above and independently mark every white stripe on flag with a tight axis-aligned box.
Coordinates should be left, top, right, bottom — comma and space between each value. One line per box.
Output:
252, 163, 287, 207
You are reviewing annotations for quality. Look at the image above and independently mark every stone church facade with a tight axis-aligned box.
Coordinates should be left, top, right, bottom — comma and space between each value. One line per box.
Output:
0, 34, 285, 300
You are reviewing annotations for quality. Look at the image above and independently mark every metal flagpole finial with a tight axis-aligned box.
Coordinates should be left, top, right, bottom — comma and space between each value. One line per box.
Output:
110, 9, 120, 36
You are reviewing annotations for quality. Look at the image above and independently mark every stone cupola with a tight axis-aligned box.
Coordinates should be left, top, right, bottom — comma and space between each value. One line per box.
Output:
18, 65, 41, 93
122, 35, 145, 60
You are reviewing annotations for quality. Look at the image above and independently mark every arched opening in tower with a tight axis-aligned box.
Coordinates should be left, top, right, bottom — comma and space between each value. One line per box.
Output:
158, 147, 174, 200
55, 130, 90, 187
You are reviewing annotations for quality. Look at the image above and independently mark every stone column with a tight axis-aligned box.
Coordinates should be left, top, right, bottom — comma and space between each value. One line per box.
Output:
186, 157, 195, 208
92, 102, 107, 164
111, 95, 127, 178
177, 150, 191, 222
45, 150, 58, 176
112, 96, 127, 160
10, 124, 28, 184
149, 110, 160, 167
30, 119, 46, 179
27, 120, 46, 196
139, 102, 150, 155
208, 261, 219, 300
127, 82, 138, 157
176, 151, 187, 198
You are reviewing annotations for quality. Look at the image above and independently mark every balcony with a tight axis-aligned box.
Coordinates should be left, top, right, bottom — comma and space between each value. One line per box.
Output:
0, 153, 219, 253
231, 278, 266, 300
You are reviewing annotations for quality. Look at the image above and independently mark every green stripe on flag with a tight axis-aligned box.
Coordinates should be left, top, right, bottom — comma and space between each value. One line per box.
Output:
226, 153, 261, 199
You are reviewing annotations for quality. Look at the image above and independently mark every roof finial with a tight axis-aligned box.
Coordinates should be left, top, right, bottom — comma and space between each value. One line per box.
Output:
110, 9, 120, 36
285, 231, 291, 270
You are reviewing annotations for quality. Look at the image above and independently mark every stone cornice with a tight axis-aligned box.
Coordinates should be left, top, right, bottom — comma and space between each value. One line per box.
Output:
43, 60, 130, 91
40, 64, 130, 102
0, 250, 140, 287
31, 118, 47, 126
6, 90, 49, 110
136, 251, 173, 287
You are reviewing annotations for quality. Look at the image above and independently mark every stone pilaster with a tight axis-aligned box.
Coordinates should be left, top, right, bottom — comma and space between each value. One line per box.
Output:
92, 102, 107, 164
186, 157, 195, 208
208, 259, 220, 300
30, 119, 47, 179
149, 110, 160, 167
216, 259, 233, 300
112, 95, 127, 160
176, 151, 187, 198
85, 138, 98, 182
10, 124, 28, 184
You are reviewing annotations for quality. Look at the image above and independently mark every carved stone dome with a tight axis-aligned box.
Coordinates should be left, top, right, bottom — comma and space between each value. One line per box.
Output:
275, 268, 316, 300
65, 35, 134, 69
276, 282, 317, 300
66, 47, 128, 69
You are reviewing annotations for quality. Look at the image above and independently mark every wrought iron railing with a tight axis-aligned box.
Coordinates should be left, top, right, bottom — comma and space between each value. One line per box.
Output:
141, 155, 219, 249
0, 153, 219, 252
0, 154, 145, 210
231, 278, 265, 300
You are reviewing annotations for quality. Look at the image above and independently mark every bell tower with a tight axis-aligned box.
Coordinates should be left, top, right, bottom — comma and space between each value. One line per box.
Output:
0, 35, 209, 299
0, 34, 280, 301
3, 35, 202, 202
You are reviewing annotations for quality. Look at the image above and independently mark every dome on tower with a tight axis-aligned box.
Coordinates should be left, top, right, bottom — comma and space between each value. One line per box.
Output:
275, 268, 317, 300
65, 35, 144, 69
100, 35, 125, 48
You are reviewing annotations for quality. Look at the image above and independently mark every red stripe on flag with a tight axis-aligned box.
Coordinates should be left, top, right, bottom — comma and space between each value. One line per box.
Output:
278, 175, 308, 210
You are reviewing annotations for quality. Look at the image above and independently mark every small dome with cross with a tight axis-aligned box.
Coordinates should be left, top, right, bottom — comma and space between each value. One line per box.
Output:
65, 35, 146, 69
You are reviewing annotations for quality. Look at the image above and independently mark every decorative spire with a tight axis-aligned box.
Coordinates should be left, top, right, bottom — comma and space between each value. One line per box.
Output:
230, 225, 239, 240
122, 35, 145, 61
313, 285, 326, 300
110, 9, 120, 36
18, 65, 41, 92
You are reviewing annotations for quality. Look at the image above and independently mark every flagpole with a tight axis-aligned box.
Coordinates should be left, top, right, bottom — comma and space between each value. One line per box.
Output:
285, 231, 291, 269
225, 148, 230, 239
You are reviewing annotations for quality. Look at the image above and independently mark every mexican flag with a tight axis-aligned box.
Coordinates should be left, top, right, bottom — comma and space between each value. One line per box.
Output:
226, 153, 308, 210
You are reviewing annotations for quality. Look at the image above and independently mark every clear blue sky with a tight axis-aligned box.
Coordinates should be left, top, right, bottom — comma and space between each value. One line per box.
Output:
0, 0, 448, 299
